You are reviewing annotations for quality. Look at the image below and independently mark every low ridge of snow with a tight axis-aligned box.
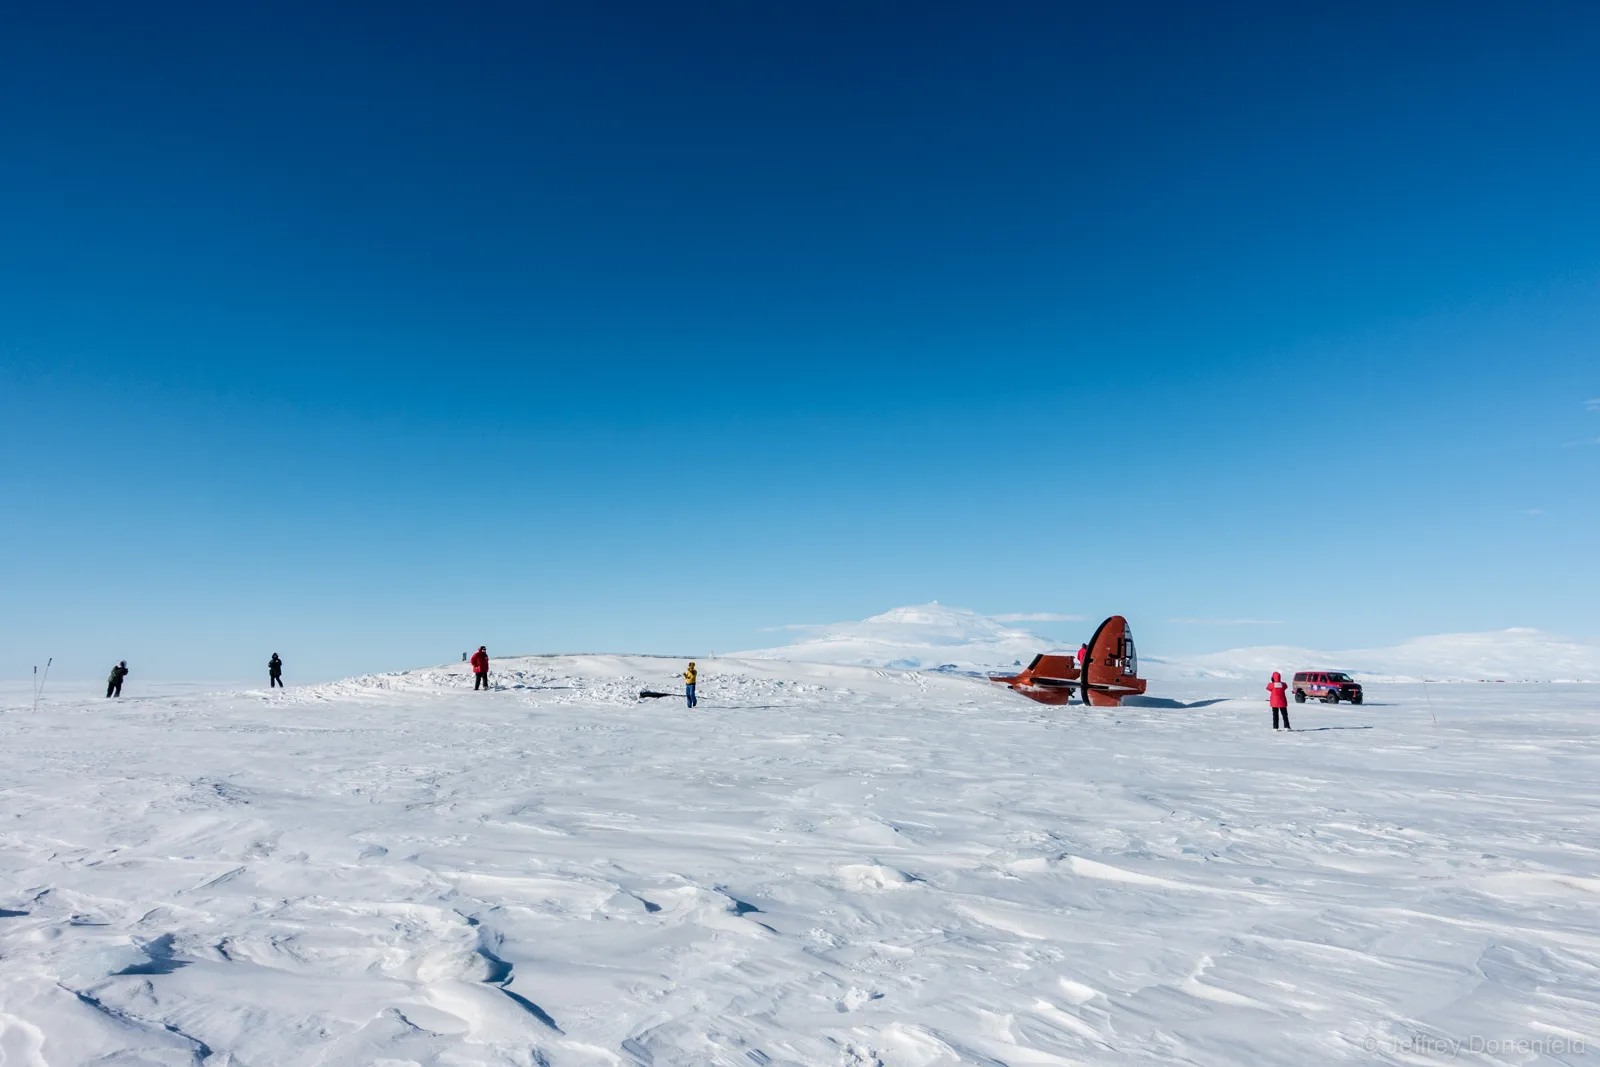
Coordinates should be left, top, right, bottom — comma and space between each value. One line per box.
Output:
739, 601, 1061, 669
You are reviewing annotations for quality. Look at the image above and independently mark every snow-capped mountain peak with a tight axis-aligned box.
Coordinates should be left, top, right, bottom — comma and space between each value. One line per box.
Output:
741, 602, 1064, 670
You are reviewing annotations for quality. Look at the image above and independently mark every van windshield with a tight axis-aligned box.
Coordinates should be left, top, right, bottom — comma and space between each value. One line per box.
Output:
1327, 673, 1352, 683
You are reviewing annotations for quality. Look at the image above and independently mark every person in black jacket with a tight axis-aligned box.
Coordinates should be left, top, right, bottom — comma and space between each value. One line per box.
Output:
269, 653, 284, 688
106, 661, 129, 698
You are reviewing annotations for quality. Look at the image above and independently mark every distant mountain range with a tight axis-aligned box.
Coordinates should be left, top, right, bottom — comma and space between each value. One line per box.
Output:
1159, 627, 1600, 683
740, 603, 1600, 682
739, 603, 1054, 671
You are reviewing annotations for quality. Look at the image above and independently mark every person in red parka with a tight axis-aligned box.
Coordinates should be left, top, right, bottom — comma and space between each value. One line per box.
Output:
471, 646, 490, 691
1267, 671, 1290, 730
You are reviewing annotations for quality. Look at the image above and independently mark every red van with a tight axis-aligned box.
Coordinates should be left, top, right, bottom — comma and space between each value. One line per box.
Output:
1293, 671, 1363, 704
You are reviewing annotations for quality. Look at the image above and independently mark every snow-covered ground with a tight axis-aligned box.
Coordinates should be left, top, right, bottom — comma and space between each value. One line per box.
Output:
1, 656, 1596, 1065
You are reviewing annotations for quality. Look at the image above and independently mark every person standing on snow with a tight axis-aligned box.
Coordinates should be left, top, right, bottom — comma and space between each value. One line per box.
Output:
1267, 671, 1291, 730
1076, 643, 1089, 667
268, 653, 284, 688
471, 646, 490, 690
106, 660, 129, 698
684, 661, 697, 708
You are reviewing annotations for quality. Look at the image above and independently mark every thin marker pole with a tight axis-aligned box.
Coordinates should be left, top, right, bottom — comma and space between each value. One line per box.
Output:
34, 658, 52, 712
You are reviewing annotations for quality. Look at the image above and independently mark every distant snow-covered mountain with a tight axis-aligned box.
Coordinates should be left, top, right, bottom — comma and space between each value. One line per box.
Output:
739, 602, 1064, 670
742, 604, 1600, 682
1155, 628, 1600, 683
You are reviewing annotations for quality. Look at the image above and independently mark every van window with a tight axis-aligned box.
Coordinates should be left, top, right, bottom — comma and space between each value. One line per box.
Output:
1315, 673, 1327, 683
1327, 673, 1352, 683
1293, 673, 1306, 682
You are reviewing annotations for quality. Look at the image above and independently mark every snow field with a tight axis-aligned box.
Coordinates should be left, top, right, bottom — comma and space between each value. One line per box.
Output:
0, 656, 1597, 1065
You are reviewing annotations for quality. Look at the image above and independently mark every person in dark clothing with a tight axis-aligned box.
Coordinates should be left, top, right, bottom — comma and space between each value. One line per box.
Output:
269, 653, 284, 688
471, 646, 490, 690
107, 661, 129, 698
1267, 671, 1291, 730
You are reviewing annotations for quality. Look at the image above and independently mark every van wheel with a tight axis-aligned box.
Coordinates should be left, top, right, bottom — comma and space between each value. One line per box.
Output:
1351, 694, 1363, 705
1323, 690, 1339, 704
1294, 690, 1306, 703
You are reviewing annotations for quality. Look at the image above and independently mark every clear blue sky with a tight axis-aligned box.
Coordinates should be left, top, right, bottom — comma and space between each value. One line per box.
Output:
3, 2, 1597, 681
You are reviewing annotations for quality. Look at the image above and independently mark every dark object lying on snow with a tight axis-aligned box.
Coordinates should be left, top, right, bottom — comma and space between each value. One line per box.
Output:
638, 690, 676, 699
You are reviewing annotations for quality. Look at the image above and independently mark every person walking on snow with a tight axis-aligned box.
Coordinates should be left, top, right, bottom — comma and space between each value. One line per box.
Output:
106, 661, 129, 698
471, 646, 490, 690
268, 653, 284, 688
684, 661, 697, 708
1267, 671, 1291, 730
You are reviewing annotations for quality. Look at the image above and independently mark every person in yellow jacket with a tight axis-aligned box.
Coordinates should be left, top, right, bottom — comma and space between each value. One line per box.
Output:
684, 662, 698, 708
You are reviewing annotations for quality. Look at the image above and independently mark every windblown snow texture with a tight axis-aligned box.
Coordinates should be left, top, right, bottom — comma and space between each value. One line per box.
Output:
0, 656, 1596, 1065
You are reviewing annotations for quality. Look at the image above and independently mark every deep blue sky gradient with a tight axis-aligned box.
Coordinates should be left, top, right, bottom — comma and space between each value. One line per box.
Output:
3, 2, 1598, 680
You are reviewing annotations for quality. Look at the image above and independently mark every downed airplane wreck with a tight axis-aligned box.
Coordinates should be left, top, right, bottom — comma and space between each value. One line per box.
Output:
990, 615, 1148, 707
